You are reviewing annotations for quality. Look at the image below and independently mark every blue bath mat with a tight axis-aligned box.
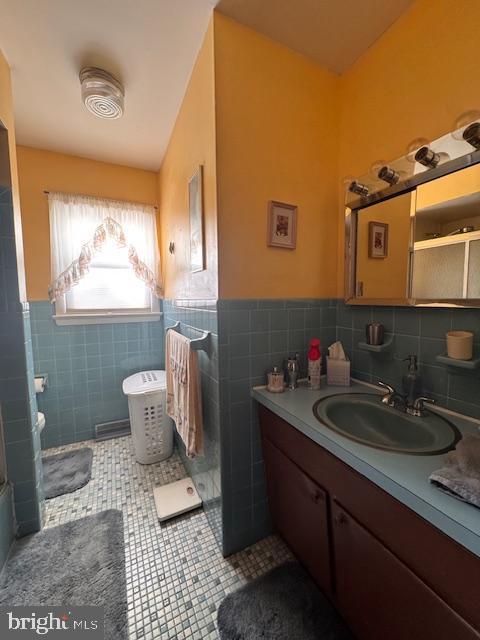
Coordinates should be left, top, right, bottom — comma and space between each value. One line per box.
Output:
42, 447, 93, 499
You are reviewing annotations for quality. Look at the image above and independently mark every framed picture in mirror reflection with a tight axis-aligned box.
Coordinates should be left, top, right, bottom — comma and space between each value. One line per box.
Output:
369, 221, 389, 258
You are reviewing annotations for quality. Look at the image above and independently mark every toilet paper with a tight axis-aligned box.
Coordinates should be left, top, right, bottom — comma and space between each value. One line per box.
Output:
34, 377, 46, 393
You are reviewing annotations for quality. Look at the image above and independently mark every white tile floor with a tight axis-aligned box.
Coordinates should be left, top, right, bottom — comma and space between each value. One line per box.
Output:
44, 436, 292, 639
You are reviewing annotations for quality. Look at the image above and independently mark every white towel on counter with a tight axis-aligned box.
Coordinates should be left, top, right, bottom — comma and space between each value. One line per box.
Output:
429, 434, 480, 508
166, 329, 203, 458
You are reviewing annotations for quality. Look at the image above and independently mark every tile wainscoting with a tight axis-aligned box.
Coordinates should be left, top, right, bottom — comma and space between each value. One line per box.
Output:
217, 298, 480, 555
0, 484, 14, 570
217, 298, 337, 555
337, 301, 480, 419
30, 301, 165, 448
28, 294, 480, 558
0, 187, 43, 537
163, 300, 222, 550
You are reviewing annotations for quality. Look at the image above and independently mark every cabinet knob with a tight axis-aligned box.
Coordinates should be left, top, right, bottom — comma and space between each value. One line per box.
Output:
334, 512, 348, 526
312, 490, 324, 503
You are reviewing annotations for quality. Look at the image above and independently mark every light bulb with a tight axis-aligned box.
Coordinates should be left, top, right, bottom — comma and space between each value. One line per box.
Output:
415, 146, 441, 169
341, 175, 356, 189
348, 180, 370, 197
451, 110, 480, 141
406, 138, 430, 163
463, 122, 480, 149
377, 165, 400, 185
369, 160, 386, 178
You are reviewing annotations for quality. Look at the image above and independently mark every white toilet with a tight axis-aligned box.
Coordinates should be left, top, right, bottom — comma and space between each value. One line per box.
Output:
34, 376, 47, 435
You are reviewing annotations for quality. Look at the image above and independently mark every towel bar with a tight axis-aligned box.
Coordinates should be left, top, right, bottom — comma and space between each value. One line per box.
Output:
166, 321, 211, 352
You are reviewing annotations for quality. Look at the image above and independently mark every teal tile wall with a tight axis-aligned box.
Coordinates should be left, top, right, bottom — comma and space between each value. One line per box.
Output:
218, 298, 480, 556
0, 186, 42, 537
218, 298, 337, 555
163, 300, 221, 550
337, 301, 480, 419
29, 292, 480, 560
0, 484, 14, 570
30, 301, 165, 448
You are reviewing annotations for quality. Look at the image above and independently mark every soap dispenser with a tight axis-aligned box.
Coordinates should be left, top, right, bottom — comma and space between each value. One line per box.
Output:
402, 355, 421, 409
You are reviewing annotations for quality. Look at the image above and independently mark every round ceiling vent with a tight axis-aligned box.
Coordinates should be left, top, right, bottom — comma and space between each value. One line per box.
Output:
79, 67, 124, 119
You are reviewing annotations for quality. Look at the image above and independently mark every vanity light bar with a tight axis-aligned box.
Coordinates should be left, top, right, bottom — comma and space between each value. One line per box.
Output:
346, 110, 480, 206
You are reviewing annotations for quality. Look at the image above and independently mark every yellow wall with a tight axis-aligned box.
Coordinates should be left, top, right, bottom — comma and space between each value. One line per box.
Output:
337, 0, 480, 294
158, 18, 218, 300
0, 49, 27, 301
16, 146, 158, 300
15, 0, 480, 302
214, 14, 339, 299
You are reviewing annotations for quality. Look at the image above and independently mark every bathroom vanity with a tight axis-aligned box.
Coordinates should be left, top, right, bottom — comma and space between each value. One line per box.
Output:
253, 383, 480, 640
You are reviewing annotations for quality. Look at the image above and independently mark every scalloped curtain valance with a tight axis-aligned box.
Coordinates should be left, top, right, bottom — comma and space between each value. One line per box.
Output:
48, 191, 163, 303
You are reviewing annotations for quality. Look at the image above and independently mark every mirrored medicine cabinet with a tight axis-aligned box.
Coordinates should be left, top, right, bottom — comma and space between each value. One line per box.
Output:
345, 158, 480, 307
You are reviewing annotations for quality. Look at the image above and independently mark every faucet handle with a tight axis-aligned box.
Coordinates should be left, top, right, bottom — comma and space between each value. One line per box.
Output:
409, 396, 435, 416
413, 396, 435, 410
377, 381, 395, 394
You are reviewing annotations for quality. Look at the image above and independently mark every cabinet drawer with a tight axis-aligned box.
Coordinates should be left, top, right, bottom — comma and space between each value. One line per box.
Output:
332, 501, 479, 640
263, 438, 332, 597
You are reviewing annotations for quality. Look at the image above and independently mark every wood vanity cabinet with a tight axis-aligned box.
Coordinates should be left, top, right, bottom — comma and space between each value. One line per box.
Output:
259, 405, 480, 639
332, 502, 479, 640
262, 438, 332, 598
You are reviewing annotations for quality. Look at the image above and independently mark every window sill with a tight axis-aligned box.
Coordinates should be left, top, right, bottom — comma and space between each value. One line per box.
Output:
53, 312, 162, 326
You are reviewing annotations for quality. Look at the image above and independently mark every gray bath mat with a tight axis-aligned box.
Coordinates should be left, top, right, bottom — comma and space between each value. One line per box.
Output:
217, 561, 353, 640
0, 510, 127, 640
42, 447, 93, 499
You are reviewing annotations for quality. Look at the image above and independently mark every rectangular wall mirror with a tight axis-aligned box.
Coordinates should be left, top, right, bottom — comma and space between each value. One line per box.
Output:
345, 161, 480, 307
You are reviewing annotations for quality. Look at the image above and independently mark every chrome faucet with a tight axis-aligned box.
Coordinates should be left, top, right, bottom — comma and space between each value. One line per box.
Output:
378, 381, 435, 417
378, 381, 407, 411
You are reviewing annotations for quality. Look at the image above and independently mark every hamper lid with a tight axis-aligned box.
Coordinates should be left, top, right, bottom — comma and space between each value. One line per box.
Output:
122, 370, 166, 395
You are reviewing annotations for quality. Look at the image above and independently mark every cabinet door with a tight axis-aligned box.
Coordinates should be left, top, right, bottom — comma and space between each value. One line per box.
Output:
332, 501, 480, 640
263, 437, 332, 596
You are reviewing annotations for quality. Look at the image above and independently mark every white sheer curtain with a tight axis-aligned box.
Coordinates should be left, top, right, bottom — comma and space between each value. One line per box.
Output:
48, 192, 162, 302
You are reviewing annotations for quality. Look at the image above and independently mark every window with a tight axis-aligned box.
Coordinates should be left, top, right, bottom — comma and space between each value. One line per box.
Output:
48, 192, 162, 325
65, 240, 152, 311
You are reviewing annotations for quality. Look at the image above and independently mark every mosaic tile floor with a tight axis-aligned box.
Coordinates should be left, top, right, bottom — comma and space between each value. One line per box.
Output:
44, 436, 292, 639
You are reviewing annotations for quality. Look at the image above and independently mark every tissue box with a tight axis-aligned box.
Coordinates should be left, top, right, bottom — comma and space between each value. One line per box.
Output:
326, 357, 351, 386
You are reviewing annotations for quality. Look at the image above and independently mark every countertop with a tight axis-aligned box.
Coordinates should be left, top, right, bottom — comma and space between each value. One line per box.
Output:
252, 380, 480, 558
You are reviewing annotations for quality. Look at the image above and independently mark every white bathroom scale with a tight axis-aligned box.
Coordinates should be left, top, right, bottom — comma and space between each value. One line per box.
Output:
153, 477, 202, 522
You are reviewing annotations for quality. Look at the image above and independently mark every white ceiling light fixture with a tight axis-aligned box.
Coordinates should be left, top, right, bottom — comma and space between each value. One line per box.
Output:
80, 67, 124, 120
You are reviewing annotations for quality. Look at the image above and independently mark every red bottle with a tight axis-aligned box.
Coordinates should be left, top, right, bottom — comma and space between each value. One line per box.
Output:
308, 338, 321, 389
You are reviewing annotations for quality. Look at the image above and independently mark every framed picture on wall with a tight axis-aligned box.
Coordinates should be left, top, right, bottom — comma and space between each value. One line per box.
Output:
267, 200, 297, 249
368, 221, 389, 258
189, 165, 205, 272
